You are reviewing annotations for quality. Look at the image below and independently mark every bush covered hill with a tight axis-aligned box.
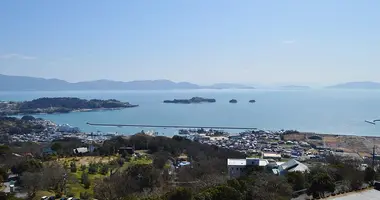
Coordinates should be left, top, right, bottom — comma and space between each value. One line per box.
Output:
0, 116, 44, 134
0, 97, 137, 115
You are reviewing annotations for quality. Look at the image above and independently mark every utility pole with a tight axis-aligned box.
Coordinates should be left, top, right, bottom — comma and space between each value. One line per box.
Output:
365, 119, 379, 170
373, 145, 376, 169
373, 145, 378, 170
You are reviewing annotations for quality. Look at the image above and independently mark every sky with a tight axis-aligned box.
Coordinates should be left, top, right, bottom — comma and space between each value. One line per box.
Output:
0, 0, 379, 86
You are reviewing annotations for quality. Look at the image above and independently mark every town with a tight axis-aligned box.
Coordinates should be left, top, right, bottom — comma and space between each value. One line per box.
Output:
2, 119, 380, 200
2, 117, 117, 144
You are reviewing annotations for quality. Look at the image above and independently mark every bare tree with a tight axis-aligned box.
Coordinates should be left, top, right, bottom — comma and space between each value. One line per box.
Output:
21, 172, 43, 198
41, 162, 67, 193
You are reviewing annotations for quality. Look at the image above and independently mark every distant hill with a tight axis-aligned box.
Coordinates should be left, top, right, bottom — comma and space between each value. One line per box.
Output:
72, 79, 201, 90
206, 83, 254, 89
280, 85, 311, 90
0, 74, 252, 91
0, 74, 70, 91
327, 82, 380, 89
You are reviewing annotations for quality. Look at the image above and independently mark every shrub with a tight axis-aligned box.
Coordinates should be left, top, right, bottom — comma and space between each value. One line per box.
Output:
70, 162, 77, 173
55, 193, 62, 198
88, 163, 98, 174
80, 165, 86, 171
80, 191, 91, 200
66, 192, 75, 197
100, 164, 109, 175
81, 172, 91, 189
116, 157, 125, 166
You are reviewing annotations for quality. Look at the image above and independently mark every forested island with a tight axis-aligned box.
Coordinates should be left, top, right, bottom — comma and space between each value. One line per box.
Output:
0, 97, 138, 115
163, 97, 216, 104
229, 99, 238, 103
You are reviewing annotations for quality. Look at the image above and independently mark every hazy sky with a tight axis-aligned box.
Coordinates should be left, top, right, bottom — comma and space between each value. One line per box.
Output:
0, 1, 379, 85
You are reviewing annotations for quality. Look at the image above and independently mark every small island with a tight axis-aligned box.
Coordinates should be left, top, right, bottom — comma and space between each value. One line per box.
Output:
0, 97, 138, 115
229, 99, 238, 103
249, 100, 256, 103
163, 97, 216, 104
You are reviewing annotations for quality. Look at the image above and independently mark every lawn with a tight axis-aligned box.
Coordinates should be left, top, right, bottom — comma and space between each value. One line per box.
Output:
66, 169, 108, 197
33, 191, 54, 200
119, 156, 152, 171
59, 156, 118, 166
65, 156, 152, 198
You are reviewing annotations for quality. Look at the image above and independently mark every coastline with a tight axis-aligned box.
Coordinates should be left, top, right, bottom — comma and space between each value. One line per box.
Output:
12, 105, 139, 116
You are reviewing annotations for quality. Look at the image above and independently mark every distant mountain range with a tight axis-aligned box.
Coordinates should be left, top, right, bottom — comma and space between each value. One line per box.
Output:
280, 85, 311, 90
206, 83, 254, 89
327, 82, 380, 89
0, 74, 254, 91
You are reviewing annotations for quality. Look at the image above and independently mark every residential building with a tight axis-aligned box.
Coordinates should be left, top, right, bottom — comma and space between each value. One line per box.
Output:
227, 159, 246, 178
273, 159, 309, 175
263, 152, 282, 160
227, 158, 269, 178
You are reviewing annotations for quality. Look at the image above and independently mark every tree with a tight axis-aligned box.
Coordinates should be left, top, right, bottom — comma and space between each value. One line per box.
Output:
165, 187, 193, 200
196, 185, 243, 200
308, 170, 335, 198
41, 162, 67, 193
100, 164, 109, 175
94, 164, 161, 199
21, 172, 43, 198
0, 167, 8, 180
80, 191, 91, 200
70, 162, 77, 173
11, 159, 43, 175
88, 163, 98, 174
0, 145, 10, 155
246, 172, 292, 200
80, 165, 87, 171
51, 143, 62, 153
286, 171, 308, 191
81, 172, 91, 189
364, 167, 376, 184
116, 157, 125, 166
153, 151, 169, 169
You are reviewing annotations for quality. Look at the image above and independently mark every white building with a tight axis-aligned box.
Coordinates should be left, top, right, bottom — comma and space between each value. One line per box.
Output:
227, 158, 269, 178
73, 147, 89, 154
263, 152, 282, 160
57, 124, 80, 133
228, 159, 246, 178
228, 158, 309, 178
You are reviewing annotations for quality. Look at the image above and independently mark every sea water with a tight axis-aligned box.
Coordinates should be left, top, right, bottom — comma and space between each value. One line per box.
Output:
1, 89, 380, 136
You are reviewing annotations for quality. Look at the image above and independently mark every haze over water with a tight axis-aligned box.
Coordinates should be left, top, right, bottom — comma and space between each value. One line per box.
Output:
2, 89, 380, 136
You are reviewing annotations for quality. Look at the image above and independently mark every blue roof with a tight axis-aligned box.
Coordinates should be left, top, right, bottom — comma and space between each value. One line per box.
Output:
179, 161, 191, 166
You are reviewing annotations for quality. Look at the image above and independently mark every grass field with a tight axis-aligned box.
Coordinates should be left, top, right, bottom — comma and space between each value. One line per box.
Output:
59, 156, 118, 166
66, 171, 105, 197
65, 155, 152, 198
33, 191, 54, 200
119, 156, 152, 171
35, 155, 153, 199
